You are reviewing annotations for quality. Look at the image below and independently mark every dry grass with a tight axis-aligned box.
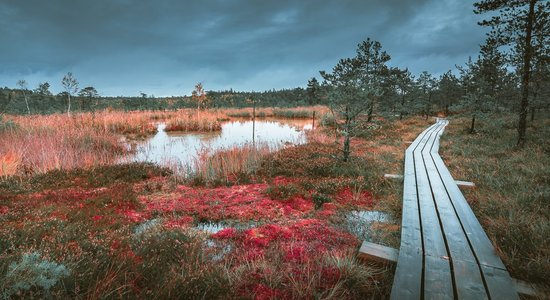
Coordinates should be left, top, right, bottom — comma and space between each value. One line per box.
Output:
0, 114, 126, 175
186, 143, 275, 185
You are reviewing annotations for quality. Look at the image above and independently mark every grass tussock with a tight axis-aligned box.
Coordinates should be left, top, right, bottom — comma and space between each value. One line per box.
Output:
440, 113, 549, 285
187, 143, 274, 186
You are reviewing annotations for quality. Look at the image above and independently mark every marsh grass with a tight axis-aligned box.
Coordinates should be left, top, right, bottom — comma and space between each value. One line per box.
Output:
187, 143, 274, 186
440, 113, 549, 284
0, 115, 126, 175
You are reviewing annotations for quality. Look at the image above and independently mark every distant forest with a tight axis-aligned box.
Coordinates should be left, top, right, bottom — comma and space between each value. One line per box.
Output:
0, 87, 312, 114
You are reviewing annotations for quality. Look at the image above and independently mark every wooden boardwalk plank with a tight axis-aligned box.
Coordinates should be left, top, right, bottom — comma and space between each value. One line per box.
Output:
422, 124, 489, 299
415, 122, 448, 258
358, 241, 398, 263
390, 119, 517, 299
432, 154, 507, 270
415, 122, 453, 297
424, 256, 453, 300
481, 265, 519, 300
391, 123, 441, 300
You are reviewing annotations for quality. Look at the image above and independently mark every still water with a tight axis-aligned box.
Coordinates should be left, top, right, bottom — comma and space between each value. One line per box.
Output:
122, 119, 311, 169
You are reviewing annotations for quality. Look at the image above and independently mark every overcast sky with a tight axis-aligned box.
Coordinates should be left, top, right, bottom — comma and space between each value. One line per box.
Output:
0, 0, 488, 96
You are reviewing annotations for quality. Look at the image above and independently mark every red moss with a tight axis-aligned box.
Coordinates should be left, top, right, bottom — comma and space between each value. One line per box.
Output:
335, 187, 375, 207
213, 219, 358, 263
212, 227, 238, 239
118, 209, 147, 223
252, 284, 283, 300
144, 183, 314, 222
163, 216, 194, 229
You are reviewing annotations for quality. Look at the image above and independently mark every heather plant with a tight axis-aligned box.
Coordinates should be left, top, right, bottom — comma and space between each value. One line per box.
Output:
312, 192, 333, 209
132, 228, 231, 298
1, 252, 70, 298
265, 183, 302, 200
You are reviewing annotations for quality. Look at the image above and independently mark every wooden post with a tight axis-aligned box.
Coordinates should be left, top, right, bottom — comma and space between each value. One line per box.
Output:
252, 98, 256, 146
312, 111, 315, 130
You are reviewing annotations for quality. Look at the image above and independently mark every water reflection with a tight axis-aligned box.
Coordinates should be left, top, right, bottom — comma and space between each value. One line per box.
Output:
122, 119, 310, 169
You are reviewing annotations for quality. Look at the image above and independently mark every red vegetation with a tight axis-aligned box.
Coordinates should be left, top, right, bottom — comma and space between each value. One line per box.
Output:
143, 182, 314, 222
335, 187, 375, 207
212, 219, 358, 263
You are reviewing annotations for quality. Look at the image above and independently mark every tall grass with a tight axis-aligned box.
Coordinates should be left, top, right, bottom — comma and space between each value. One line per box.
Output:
164, 111, 222, 132
0, 118, 125, 175
185, 143, 275, 185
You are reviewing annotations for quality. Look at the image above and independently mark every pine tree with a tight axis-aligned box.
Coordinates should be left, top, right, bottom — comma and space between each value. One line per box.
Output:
320, 38, 390, 161
474, 0, 550, 146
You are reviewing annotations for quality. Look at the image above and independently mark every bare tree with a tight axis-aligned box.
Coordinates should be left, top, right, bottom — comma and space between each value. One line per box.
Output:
16, 80, 31, 115
191, 82, 208, 118
62, 72, 79, 116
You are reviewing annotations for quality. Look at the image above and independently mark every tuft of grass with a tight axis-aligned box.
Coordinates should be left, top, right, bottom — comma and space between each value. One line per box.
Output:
164, 114, 222, 132
185, 143, 274, 186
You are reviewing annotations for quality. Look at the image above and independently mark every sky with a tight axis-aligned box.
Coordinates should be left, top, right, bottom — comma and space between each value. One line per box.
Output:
0, 0, 489, 97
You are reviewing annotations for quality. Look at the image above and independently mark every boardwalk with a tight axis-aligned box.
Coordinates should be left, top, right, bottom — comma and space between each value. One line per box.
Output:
391, 119, 518, 299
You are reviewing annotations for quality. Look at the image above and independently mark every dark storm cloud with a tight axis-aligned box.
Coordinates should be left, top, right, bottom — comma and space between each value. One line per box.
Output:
0, 0, 487, 96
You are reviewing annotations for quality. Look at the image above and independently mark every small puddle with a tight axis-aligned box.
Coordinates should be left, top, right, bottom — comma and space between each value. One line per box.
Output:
346, 210, 393, 224
194, 221, 257, 234
121, 119, 311, 171
345, 210, 394, 241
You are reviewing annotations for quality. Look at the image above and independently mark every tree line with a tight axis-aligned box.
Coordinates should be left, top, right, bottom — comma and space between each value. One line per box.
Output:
0, 80, 314, 115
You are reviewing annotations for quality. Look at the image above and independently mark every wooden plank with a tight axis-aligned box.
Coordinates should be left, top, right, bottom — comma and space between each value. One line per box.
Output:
424, 255, 453, 300
414, 124, 448, 259
384, 174, 403, 178
481, 265, 519, 300
392, 123, 441, 300
455, 180, 475, 187
390, 247, 423, 300
415, 122, 453, 298
390, 119, 518, 299
452, 257, 490, 299
358, 241, 398, 263
421, 124, 489, 299
432, 154, 506, 270
429, 120, 517, 298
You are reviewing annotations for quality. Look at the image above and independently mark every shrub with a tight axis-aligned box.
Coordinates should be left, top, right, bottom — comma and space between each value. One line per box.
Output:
312, 193, 332, 209
1, 252, 70, 298
265, 183, 301, 200
133, 229, 230, 298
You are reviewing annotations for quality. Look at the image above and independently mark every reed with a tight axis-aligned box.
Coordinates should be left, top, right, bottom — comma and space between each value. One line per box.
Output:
0, 114, 126, 175
186, 143, 275, 185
